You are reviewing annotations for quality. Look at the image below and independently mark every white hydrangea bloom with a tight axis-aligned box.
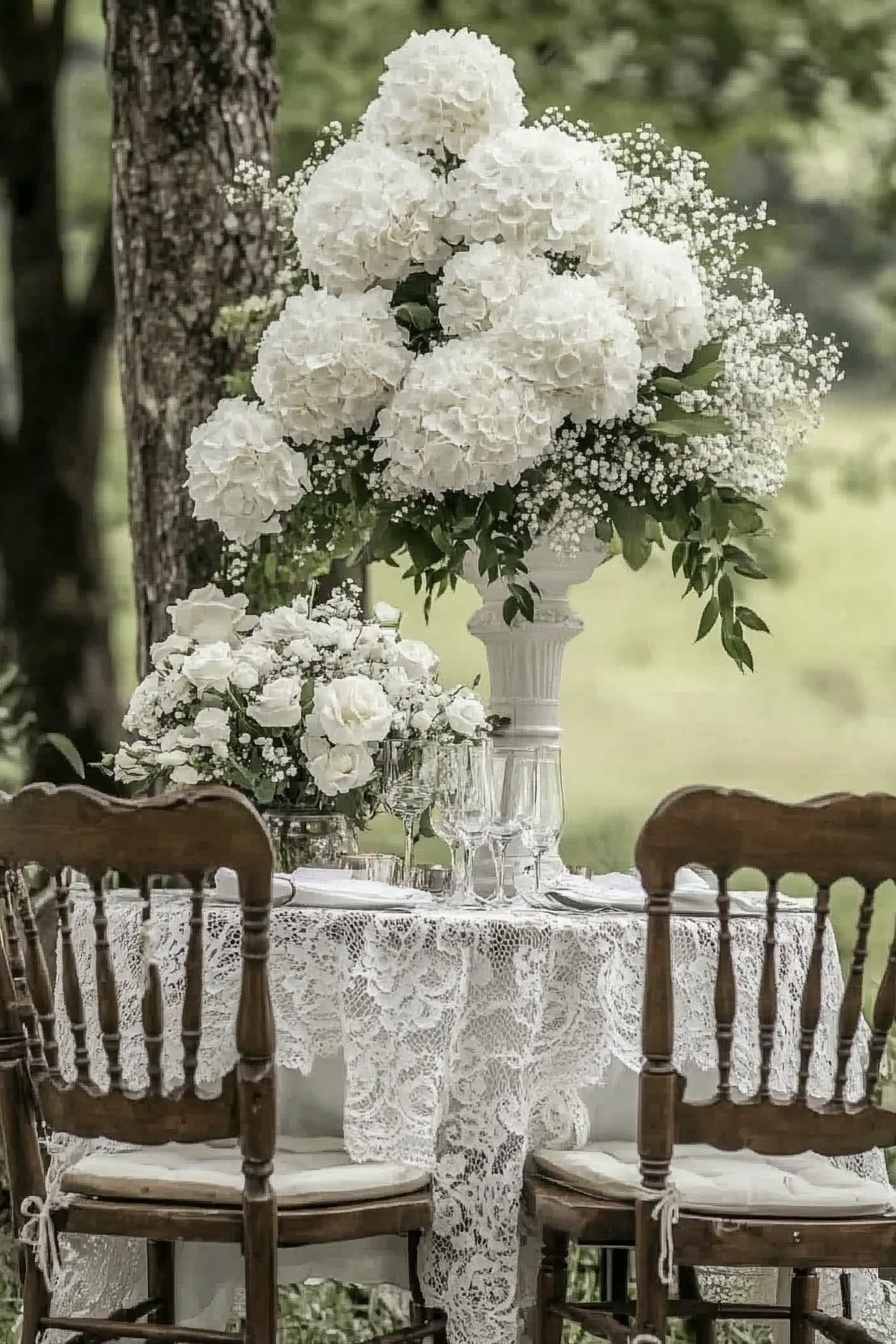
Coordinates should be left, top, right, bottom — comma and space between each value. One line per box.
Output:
447, 125, 627, 256
121, 672, 165, 737
596, 229, 708, 372
374, 339, 562, 497
358, 28, 526, 161
186, 398, 309, 547
491, 274, 642, 423
252, 286, 412, 446
293, 140, 451, 293
437, 242, 553, 336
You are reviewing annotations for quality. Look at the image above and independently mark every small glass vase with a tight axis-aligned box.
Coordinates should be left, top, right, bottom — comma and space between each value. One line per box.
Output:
261, 809, 358, 872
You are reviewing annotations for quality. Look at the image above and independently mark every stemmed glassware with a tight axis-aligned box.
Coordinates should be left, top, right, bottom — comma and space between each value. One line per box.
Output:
513, 747, 565, 893
440, 741, 494, 905
430, 746, 467, 902
486, 750, 523, 903
381, 739, 439, 881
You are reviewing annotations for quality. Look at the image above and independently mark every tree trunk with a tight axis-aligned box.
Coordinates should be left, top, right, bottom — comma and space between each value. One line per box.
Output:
0, 3, 120, 787
104, 0, 280, 677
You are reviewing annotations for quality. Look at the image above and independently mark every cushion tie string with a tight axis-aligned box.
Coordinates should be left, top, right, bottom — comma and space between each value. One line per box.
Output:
20, 1136, 85, 1291
649, 1182, 681, 1285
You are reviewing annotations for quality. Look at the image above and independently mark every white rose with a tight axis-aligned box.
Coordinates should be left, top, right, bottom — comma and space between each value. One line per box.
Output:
313, 675, 394, 746
396, 638, 439, 681
181, 643, 234, 694
156, 748, 189, 768
409, 708, 435, 734
247, 675, 306, 729
447, 696, 488, 737
170, 764, 200, 786
231, 643, 277, 690
113, 745, 150, 784
191, 707, 231, 758
167, 584, 256, 646
254, 606, 313, 645
307, 743, 376, 798
285, 637, 317, 664
373, 602, 402, 628
382, 665, 411, 699
150, 634, 193, 670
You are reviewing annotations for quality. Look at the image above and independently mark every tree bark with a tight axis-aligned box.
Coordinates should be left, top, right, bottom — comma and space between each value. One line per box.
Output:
0, 2, 120, 787
104, 0, 280, 676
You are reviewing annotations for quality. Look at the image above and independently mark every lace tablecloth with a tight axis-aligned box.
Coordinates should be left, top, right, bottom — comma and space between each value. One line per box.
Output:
50, 888, 896, 1344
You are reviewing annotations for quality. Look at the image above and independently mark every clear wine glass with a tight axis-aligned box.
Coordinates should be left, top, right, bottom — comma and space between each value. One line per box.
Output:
430, 746, 466, 902
381, 739, 439, 880
514, 747, 565, 893
451, 741, 495, 905
487, 750, 523, 903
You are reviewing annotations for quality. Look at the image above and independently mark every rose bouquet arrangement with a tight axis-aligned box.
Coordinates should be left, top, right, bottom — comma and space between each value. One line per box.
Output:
104, 583, 489, 823
189, 27, 842, 669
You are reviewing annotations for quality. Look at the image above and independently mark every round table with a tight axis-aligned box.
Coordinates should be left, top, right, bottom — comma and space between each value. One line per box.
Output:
49, 888, 896, 1344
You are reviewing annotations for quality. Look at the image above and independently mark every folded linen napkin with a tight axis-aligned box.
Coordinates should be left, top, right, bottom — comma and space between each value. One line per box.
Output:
213, 867, 419, 910
545, 867, 808, 917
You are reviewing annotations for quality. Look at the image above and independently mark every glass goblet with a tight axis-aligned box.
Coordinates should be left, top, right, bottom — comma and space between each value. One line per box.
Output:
514, 746, 565, 893
487, 750, 523, 903
451, 741, 495, 905
430, 747, 466, 902
381, 739, 439, 880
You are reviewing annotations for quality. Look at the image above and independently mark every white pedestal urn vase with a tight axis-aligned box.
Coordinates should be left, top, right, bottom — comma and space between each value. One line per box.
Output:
464, 535, 611, 889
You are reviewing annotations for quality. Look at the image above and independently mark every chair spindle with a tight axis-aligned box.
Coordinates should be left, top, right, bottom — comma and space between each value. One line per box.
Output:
756, 878, 779, 1101
140, 878, 165, 1098
864, 917, 896, 1104
181, 880, 204, 1096
15, 871, 59, 1078
0, 869, 47, 1077
833, 886, 876, 1107
93, 875, 123, 1091
796, 884, 830, 1104
714, 874, 735, 1101
57, 872, 92, 1087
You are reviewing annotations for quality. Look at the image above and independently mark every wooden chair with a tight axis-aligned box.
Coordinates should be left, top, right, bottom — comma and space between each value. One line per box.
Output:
526, 786, 896, 1343
0, 783, 444, 1344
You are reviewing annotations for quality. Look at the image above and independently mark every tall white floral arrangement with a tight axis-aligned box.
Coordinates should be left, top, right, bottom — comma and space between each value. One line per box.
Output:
188, 28, 842, 669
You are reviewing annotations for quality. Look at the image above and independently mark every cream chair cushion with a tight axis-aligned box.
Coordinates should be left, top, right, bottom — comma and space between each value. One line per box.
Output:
534, 1141, 896, 1219
62, 1135, 429, 1208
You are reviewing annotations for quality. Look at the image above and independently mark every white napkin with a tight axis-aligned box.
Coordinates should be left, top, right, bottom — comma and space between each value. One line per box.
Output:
548, 867, 808, 917
213, 867, 418, 910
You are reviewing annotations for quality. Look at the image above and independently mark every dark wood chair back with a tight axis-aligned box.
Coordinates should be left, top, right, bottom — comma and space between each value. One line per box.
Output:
634, 786, 896, 1192
0, 783, 276, 1154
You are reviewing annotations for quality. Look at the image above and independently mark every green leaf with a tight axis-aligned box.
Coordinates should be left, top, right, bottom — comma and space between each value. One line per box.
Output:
671, 541, 687, 577
685, 340, 724, 372
393, 302, 434, 331
680, 360, 724, 390
254, 778, 277, 806
263, 550, 278, 583
432, 524, 453, 556
733, 557, 768, 581
695, 595, 720, 642
491, 484, 517, 515
654, 376, 683, 394
721, 629, 755, 673
612, 504, 653, 571
43, 733, 85, 778
717, 574, 735, 613
735, 605, 771, 634
502, 596, 518, 625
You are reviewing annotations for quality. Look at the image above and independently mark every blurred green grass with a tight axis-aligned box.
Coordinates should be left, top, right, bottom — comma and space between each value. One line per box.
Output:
102, 394, 896, 994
